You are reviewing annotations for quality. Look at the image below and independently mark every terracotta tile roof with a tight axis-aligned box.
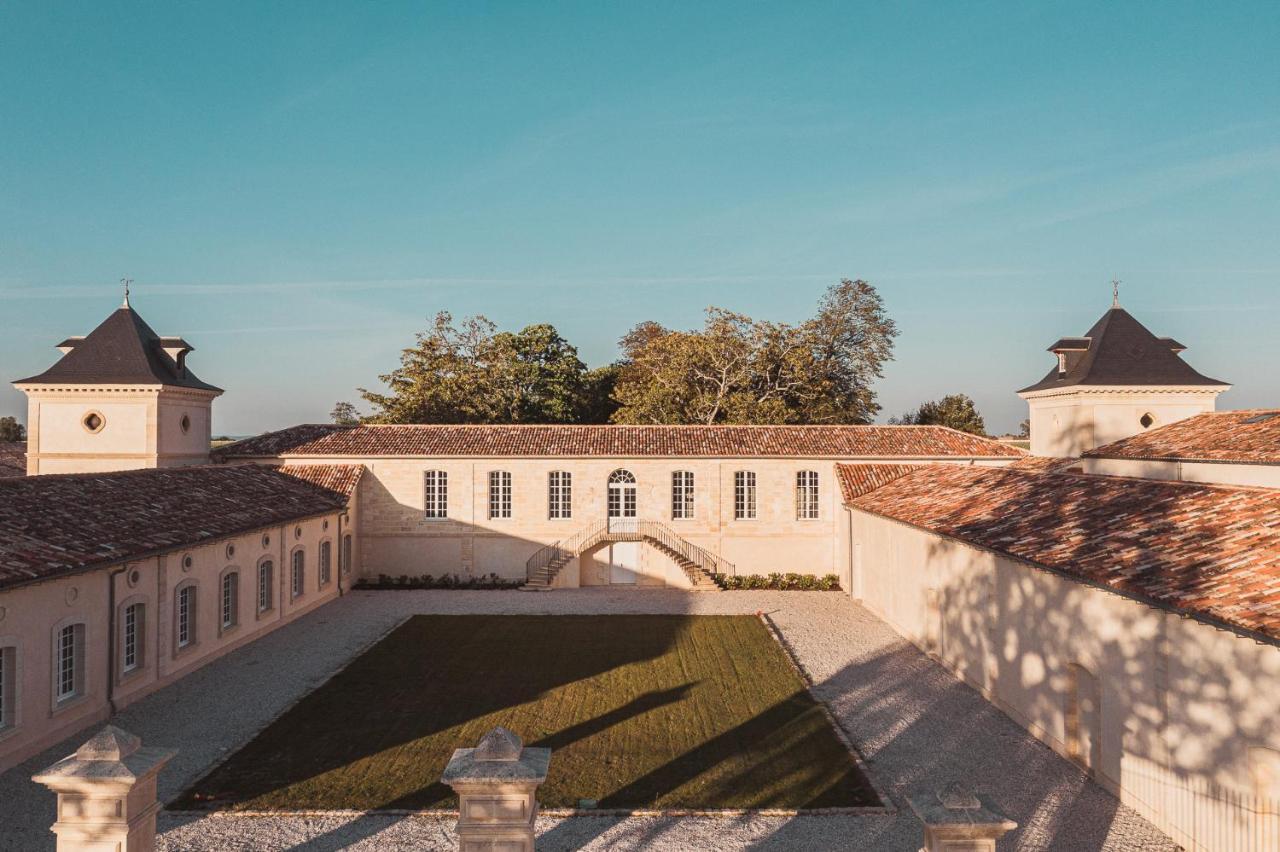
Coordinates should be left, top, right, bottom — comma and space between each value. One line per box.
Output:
1008, 455, 1085, 474
836, 463, 922, 502
215, 424, 1024, 460
0, 443, 24, 478
844, 464, 1280, 643
0, 464, 359, 592
1085, 410, 1280, 464
272, 463, 365, 497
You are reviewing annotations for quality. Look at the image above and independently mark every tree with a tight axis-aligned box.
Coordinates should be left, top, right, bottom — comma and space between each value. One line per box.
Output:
0, 416, 25, 442
1018, 418, 1031, 438
359, 312, 603, 424
611, 279, 897, 424
891, 394, 988, 436
330, 402, 361, 425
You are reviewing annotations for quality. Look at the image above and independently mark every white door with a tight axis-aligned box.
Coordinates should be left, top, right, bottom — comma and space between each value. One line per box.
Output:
609, 542, 640, 584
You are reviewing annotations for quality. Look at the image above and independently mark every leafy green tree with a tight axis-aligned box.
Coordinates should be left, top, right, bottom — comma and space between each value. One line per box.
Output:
611, 279, 897, 424
330, 401, 361, 425
360, 312, 603, 424
0, 416, 25, 442
891, 394, 988, 436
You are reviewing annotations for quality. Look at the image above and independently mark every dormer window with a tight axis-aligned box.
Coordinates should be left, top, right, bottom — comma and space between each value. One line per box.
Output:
1056, 353, 1068, 376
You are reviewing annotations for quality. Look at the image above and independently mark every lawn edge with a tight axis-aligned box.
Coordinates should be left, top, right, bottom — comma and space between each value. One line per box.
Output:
167, 612, 414, 810
754, 609, 897, 816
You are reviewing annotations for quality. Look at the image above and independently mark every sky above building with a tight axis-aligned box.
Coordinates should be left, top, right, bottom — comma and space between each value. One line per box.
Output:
1, 2, 1277, 435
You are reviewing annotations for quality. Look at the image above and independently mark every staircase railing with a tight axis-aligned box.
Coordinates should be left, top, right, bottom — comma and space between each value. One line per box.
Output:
636, 521, 735, 578
525, 518, 736, 584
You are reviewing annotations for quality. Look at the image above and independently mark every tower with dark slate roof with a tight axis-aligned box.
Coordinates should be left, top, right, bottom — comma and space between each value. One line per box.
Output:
1017, 298, 1229, 458
12, 296, 223, 475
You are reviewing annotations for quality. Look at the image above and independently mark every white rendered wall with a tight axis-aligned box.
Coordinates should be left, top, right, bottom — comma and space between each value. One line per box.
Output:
1023, 389, 1221, 458
847, 507, 1280, 851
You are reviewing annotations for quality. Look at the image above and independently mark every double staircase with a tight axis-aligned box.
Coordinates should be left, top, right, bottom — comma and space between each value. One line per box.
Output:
523, 519, 731, 591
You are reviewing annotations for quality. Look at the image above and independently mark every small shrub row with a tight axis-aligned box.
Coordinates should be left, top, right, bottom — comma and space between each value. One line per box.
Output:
354, 572, 524, 590
719, 573, 841, 591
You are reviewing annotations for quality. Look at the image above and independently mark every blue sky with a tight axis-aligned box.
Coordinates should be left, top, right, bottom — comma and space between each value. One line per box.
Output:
1, 2, 1277, 435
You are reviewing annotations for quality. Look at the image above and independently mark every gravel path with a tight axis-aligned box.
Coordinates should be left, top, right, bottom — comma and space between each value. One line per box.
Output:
0, 589, 1177, 851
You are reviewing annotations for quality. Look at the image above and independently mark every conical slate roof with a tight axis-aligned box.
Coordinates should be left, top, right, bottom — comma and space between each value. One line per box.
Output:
14, 305, 221, 392
1019, 306, 1228, 394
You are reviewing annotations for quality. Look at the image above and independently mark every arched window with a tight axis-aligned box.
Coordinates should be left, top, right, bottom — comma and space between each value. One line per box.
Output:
671, 471, 694, 520
489, 471, 512, 519
0, 642, 15, 730
548, 471, 572, 519
220, 571, 239, 631
319, 541, 332, 588
607, 469, 637, 521
734, 471, 757, 520
796, 470, 820, 520
424, 470, 448, 519
257, 559, 274, 613
291, 549, 305, 599
175, 583, 197, 651
608, 469, 636, 484
119, 599, 145, 675
53, 620, 86, 705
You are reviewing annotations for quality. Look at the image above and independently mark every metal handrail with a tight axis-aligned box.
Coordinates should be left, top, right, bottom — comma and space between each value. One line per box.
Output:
525, 518, 735, 582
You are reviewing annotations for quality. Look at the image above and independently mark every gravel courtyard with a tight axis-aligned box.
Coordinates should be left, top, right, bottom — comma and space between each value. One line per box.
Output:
0, 589, 1177, 851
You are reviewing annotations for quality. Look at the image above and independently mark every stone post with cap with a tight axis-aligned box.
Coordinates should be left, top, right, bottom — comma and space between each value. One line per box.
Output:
908, 783, 1018, 851
32, 725, 175, 852
441, 726, 551, 852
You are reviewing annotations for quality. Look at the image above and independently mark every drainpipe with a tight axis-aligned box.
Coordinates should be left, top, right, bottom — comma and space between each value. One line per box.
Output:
105, 563, 129, 715
336, 512, 344, 597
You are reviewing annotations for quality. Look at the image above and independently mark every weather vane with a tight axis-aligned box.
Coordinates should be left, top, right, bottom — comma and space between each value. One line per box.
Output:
1111, 278, 1121, 308
121, 277, 132, 308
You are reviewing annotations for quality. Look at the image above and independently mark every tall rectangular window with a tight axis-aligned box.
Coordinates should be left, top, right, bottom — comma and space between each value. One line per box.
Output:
258, 561, 274, 612
56, 623, 83, 702
734, 471, 757, 520
0, 646, 15, 729
319, 541, 332, 587
177, 586, 196, 649
672, 471, 695, 520
221, 573, 238, 629
122, 603, 143, 673
548, 471, 572, 519
489, 471, 512, 519
291, 550, 305, 599
424, 470, 448, 519
796, 470, 820, 520
341, 535, 353, 575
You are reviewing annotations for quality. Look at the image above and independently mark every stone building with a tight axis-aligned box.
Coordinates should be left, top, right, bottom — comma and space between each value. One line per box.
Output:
1, 294, 1277, 851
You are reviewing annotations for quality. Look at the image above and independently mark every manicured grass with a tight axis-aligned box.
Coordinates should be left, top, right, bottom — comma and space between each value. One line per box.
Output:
176, 615, 878, 811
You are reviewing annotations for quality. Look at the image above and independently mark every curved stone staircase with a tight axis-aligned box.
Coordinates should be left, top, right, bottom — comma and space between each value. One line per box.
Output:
523, 520, 729, 591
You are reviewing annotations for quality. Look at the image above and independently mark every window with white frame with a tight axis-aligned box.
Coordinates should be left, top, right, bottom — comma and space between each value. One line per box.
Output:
55, 623, 84, 703
221, 572, 238, 629
424, 470, 448, 518
796, 470, 820, 520
122, 602, 144, 673
291, 550, 305, 598
257, 560, 274, 612
734, 471, 757, 520
672, 471, 695, 520
548, 471, 572, 519
319, 541, 332, 587
176, 585, 196, 649
0, 645, 15, 730
489, 471, 512, 519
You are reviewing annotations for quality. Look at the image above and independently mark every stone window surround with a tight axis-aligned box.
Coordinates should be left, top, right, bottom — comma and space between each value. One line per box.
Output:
218, 568, 240, 636
49, 616, 87, 716
423, 470, 448, 520
547, 470, 572, 520
317, 540, 333, 590
115, 594, 148, 684
172, 580, 198, 657
290, 547, 306, 600
796, 469, 821, 521
340, 533, 353, 576
671, 470, 695, 521
733, 470, 758, 521
488, 470, 513, 520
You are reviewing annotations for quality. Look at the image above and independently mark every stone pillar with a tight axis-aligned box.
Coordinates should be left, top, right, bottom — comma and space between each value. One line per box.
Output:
32, 725, 175, 852
441, 726, 551, 852
908, 783, 1017, 851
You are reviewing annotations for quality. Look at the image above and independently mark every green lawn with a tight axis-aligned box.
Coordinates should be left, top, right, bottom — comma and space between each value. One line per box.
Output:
176, 615, 878, 811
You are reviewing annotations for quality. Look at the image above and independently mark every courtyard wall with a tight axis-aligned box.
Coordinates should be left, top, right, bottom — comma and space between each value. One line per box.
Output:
847, 507, 1280, 852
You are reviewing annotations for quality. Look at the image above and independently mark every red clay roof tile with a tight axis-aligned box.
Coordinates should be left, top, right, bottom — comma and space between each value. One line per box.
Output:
1085, 410, 1280, 464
